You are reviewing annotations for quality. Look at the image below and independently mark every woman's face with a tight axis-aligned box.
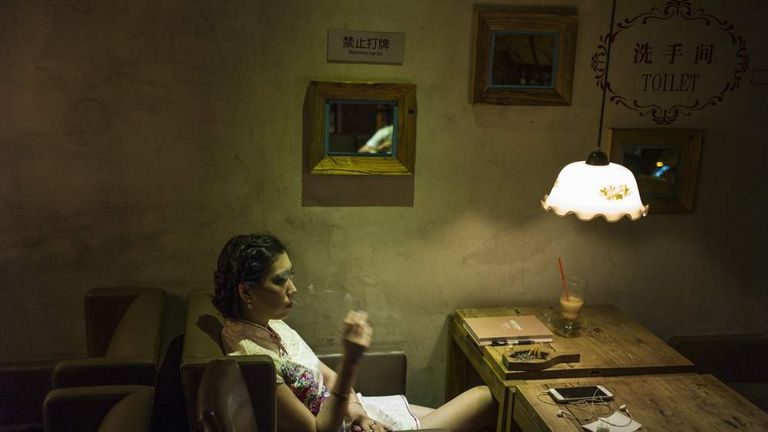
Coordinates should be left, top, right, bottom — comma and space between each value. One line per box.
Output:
243, 252, 296, 322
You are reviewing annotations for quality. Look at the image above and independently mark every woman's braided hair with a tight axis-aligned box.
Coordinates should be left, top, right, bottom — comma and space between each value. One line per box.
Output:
212, 234, 287, 320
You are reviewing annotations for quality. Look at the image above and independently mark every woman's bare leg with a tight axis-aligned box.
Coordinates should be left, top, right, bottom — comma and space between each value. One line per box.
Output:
418, 386, 496, 432
409, 404, 435, 418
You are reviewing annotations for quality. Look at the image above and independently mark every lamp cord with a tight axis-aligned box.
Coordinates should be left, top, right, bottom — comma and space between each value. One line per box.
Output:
596, 0, 618, 151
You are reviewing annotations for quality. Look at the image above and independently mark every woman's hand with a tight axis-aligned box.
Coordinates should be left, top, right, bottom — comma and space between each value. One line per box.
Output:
350, 415, 392, 432
341, 311, 372, 365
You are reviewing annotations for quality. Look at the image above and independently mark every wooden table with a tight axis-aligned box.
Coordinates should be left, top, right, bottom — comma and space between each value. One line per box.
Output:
448, 306, 695, 431
513, 374, 768, 431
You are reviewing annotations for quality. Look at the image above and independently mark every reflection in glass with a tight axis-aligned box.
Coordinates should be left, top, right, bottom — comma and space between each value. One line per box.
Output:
325, 101, 397, 156
490, 31, 558, 88
622, 145, 679, 198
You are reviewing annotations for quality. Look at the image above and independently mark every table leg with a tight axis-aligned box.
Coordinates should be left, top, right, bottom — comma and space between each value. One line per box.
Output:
446, 333, 470, 401
495, 388, 510, 432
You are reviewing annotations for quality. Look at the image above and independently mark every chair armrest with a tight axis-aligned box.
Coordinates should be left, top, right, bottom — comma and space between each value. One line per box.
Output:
52, 356, 156, 388
319, 351, 407, 396
181, 291, 277, 430
44, 385, 153, 432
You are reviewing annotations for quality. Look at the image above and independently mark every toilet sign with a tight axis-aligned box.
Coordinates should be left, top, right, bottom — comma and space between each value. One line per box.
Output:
592, 0, 749, 125
327, 30, 404, 65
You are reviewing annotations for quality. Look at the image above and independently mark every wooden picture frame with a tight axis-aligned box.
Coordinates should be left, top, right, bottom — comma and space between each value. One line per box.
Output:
471, 9, 578, 105
304, 81, 417, 175
608, 129, 703, 213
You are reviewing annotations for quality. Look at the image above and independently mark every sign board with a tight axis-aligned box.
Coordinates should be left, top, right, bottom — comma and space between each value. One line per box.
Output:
327, 30, 404, 65
591, 0, 750, 125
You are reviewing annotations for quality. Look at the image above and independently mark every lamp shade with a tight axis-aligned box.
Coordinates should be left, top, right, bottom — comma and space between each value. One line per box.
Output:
541, 161, 649, 222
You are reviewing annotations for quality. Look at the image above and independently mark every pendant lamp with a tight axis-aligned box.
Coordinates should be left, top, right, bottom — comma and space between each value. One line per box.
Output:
541, 0, 649, 222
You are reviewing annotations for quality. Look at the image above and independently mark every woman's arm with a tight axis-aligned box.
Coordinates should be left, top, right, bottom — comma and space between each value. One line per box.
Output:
278, 311, 371, 432
319, 362, 371, 426
320, 350, 389, 430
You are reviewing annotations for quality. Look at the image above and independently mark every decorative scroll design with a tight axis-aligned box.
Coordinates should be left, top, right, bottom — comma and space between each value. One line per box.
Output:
591, 0, 749, 125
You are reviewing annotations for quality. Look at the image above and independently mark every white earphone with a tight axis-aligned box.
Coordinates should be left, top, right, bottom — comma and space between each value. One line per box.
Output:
619, 404, 632, 417
556, 404, 632, 422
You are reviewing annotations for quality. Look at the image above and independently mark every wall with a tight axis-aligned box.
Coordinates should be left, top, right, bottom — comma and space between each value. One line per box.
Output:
1, 0, 766, 406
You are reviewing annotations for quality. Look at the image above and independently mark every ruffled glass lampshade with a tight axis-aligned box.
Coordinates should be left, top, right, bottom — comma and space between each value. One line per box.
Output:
541, 159, 649, 222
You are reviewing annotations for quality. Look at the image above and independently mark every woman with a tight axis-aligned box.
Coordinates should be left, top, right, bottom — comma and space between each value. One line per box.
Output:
213, 234, 495, 432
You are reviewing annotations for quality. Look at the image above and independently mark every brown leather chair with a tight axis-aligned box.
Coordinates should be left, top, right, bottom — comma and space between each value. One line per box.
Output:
181, 290, 445, 432
52, 287, 165, 388
43, 384, 154, 432
182, 290, 278, 431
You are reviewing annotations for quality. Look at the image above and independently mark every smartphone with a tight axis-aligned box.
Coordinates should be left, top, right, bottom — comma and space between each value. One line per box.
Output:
547, 385, 614, 403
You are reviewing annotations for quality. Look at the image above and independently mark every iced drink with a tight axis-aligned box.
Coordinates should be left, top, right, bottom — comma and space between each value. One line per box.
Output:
559, 295, 584, 320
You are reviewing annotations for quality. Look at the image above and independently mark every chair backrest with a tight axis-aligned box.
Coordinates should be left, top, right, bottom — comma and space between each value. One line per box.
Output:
85, 287, 165, 358
319, 352, 407, 396
196, 359, 258, 432
181, 290, 277, 432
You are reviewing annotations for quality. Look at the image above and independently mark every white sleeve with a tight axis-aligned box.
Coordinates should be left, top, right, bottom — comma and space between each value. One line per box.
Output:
363, 125, 392, 148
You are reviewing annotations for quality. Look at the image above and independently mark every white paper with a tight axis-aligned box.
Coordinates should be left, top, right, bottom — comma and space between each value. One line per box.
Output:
582, 412, 642, 432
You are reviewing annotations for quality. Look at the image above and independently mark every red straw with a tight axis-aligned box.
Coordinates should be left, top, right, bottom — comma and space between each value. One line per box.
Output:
558, 257, 570, 300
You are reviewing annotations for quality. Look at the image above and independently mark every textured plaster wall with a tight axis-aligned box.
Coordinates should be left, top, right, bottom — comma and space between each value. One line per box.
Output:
1, 0, 766, 406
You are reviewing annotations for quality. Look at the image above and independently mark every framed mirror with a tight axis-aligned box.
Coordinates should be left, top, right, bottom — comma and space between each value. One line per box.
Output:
472, 9, 577, 105
609, 129, 703, 213
490, 31, 558, 88
304, 81, 416, 175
